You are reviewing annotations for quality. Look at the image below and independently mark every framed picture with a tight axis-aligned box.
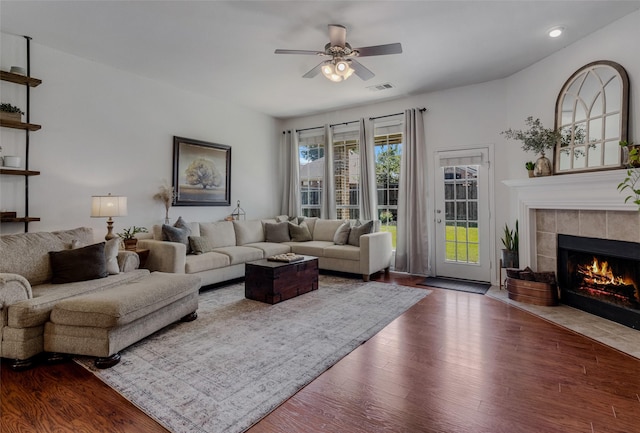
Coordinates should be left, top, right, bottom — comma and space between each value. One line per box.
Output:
173, 136, 231, 206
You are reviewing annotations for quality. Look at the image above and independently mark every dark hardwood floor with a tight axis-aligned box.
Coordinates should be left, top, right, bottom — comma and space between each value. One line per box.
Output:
2, 272, 639, 433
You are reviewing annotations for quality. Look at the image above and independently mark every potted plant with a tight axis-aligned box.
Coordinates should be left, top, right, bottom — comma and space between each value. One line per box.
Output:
117, 226, 148, 251
0, 103, 24, 122
525, 161, 535, 178
501, 220, 519, 268
618, 140, 640, 209
501, 117, 561, 177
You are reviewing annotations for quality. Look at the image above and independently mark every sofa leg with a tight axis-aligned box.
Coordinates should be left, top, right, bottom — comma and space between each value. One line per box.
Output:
362, 274, 370, 282
181, 311, 198, 322
95, 353, 121, 369
6, 356, 39, 371
46, 352, 71, 365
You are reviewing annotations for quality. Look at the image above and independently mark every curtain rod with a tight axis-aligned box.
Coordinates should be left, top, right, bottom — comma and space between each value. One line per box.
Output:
295, 125, 324, 133
329, 119, 360, 128
369, 107, 427, 121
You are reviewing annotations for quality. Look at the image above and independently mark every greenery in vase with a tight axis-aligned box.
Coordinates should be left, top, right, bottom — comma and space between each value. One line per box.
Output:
617, 141, 640, 209
501, 117, 561, 155
117, 226, 148, 240
0, 103, 24, 115
501, 220, 519, 252
525, 161, 535, 170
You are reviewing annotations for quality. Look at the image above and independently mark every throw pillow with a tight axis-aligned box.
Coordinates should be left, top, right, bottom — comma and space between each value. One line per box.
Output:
289, 221, 312, 242
49, 242, 108, 284
162, 216, 192, 253
265, 221, 291, 242
333, 221, 351, 245
104, 237, 120, 275
288, 216, 306, 225
189, 236, 215, 255
348, 220, 374, 247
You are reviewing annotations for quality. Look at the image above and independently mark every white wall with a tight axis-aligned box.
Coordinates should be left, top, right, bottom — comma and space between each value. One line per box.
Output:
1, 33, 281, 239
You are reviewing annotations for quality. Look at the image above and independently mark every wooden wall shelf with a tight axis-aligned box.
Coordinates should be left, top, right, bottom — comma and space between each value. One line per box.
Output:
0, 71, 41, 87
0, 217, 41, 223
0, 119, 41, 131
0, 168, 40, 176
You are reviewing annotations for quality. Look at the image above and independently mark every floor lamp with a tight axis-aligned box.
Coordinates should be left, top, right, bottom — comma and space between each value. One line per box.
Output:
91, 193, 127, 240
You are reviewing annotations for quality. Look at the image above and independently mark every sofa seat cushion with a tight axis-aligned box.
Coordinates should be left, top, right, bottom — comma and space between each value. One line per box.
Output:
244, 242, 291, 257
288, 241, 335, 257
185, 252, 230, 274
323, 245, 361, 261
212, 246, 263, 265
8, 270, 150, 328
49, 272, 201, 329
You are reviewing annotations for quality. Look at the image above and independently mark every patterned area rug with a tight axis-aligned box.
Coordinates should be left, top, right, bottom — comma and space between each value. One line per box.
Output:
418, 277, 491, 294
75, 275, 429, 433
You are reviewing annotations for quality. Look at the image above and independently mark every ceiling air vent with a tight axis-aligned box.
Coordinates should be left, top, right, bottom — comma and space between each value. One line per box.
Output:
367, 83, 395, 92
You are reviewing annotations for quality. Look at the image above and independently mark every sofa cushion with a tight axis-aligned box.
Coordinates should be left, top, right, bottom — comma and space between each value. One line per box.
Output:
289, 221, 312, 242
348, 220, 374, 247
264, 221, 291, 243
49, 242, 109, 284
200, 221, 236, 248
244, 242, 291, 257
72, 236, 120, 275
333, 221, 351, 245
212, 246, 263, 265
323, 245, 361, 261
188, 236, 216, 255
185, 251, 231, 273
313, 219, 345, 242
289, 241, 334, 257
233, 220, 265, 245
0, 227, 94, 286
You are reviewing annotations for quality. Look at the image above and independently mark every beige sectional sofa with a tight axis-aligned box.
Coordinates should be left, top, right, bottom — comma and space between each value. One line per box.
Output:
139, 217, 393, 286
0, 227, 200, 370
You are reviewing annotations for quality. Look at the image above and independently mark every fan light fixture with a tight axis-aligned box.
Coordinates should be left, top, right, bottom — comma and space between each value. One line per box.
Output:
321, 58, 355, 82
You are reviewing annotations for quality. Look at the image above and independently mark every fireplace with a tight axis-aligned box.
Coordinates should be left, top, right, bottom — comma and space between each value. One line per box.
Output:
557, 234, 640, 329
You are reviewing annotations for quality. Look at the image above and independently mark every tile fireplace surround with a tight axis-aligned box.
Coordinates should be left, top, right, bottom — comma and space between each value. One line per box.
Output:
503, 169, 640, 272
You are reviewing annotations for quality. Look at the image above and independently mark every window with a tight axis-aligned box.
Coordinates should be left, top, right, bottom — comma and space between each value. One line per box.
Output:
298, 131, 324, 217
333, 129, 360, 220
375, 132, 402, 248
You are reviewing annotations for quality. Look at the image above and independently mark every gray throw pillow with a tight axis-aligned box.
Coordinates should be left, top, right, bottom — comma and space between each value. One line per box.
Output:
49, 242, 108, 284
333, 221, 351, 245
289, 221, 312, 242
189, 236, 215, 255
348, 220, 374, 247
163, 216, 192, 253
265, 221, 291, 242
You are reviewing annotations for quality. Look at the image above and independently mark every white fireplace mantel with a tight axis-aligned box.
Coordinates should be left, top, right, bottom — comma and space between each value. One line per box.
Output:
502, 169, 638, 268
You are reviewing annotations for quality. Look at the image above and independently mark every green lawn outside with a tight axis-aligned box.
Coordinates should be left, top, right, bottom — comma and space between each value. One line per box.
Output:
445, 225, 479, 263
380, 224, 397, 249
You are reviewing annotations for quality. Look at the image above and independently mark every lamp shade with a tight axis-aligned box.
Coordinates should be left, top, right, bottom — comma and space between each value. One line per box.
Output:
91, 193, 127, 218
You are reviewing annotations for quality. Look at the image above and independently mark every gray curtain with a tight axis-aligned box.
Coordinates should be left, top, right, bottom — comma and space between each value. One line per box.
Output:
321, 124, 336, 219
395, 108, 428, 275
281, 131, 300, 216
359, 118, 378, 220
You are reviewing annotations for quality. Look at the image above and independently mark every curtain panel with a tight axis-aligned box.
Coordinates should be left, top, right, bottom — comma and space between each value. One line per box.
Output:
395, 108, 429, 275
359, 118, 378, 220
321, 124, 336, 219
280, 131, 301, 216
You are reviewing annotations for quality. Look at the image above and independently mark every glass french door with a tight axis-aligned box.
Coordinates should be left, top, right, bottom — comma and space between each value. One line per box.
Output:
434, 148, 491, 282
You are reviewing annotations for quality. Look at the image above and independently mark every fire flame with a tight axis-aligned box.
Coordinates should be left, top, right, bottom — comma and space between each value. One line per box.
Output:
577, 257, 628, 286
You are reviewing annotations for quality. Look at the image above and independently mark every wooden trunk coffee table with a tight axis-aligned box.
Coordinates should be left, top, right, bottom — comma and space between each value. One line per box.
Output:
245, 256, 319, 304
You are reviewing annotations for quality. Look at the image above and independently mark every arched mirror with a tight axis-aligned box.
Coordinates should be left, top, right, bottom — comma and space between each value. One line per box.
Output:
554, 61, 629, 173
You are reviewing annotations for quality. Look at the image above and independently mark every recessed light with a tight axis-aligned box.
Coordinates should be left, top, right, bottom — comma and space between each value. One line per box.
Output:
548, 27, 564, 38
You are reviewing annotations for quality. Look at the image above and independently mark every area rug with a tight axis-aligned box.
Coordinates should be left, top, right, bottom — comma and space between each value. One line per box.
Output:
75, 275, 429, 433
418, 276, 490, 295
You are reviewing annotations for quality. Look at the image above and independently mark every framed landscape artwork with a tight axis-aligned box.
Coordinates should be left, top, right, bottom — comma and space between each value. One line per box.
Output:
172, 136, 231, 206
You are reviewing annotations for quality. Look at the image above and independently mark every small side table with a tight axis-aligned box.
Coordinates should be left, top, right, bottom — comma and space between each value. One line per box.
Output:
135, 248, 150, 269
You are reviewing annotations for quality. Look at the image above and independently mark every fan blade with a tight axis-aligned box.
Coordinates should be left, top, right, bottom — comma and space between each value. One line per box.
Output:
353, 43, 402, 57
349, 59, 375, 81
328, 24, 347, 47
275, 49, 324, 55
303, 61, 325, 78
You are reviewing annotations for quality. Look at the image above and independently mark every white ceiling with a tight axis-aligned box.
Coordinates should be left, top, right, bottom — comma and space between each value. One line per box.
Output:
2, 1, 639, 119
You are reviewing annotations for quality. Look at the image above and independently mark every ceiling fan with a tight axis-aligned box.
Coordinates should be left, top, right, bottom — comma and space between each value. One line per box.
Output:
274, 24, 402, 82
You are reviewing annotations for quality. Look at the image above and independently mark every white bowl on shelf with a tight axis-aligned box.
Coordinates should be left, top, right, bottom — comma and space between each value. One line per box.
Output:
3, 156, 22, 168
